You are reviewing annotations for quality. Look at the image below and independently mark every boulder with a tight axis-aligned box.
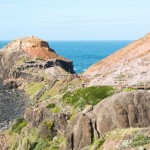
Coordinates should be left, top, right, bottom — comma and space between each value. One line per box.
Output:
25, 107, 70, 137
66, 90, 150, 150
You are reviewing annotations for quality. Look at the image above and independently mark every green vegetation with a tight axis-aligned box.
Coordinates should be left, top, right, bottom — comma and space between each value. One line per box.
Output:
46, 103, 56, 109
36, 57, 44, 61
49, 136, 66, 150
105, 128, 138, 141
90, 137, 105, 150
122, 87, 137, 92
17, 57, 29, 65
26, 82, 45, 97
131, 134, 150, 147
29, 136, 66, 150
11, 118, 27, 133
69, 109, 77, 122
62, 86, 114, 109
11, 127, 66, 150
43, 121, 54, 130
49, 106, 61, 113
40, 89, 51, 101
11, 127, 50, 150
31, 138, 49, 150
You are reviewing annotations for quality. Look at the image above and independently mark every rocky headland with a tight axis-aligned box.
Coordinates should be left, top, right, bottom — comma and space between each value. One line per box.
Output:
0, 35, 149, 150
0, 36, 74, 81
0, 36, 78, 144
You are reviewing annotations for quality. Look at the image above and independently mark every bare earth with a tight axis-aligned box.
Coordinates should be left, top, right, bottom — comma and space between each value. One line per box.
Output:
84, 33, 150, 87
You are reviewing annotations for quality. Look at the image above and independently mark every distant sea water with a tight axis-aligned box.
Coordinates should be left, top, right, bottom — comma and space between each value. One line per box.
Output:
0, 40, 132, 73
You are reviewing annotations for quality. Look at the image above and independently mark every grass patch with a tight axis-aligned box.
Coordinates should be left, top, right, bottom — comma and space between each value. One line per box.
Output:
49, 136, 66, 150
62, 86, 114, 109
131, 134, 150, 147
17, 57, 29, 65
25, 82, 45, 97
49, 106, 61, 113
40, 89, 51, 101
30, 138, 49, 150
90, 137, 105, 150
43, 121, 54, 130
46, 103, 55, 109
35, 57, 44, 61
122, 88, 137, 92
11, 118, 27, 133
105, 128, 138, 142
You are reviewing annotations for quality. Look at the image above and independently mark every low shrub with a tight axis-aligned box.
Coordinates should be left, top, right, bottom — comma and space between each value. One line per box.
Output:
46, 103, 55, 109
131, 134, 150, 147
122, 88, 136, 92
90, 137, 105, 150
49, 136, 66, 150
43, 121, 54, 130
40, 89, 51, 101
35, 57, 44, 61
49, 106, 61, 113
30, 138, 49, 150
25, 82, 45, 97
11, 118, 27, 133
62, 86, 114, 109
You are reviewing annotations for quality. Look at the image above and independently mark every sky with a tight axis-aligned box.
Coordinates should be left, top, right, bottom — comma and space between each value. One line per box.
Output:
0, 0, 150, 40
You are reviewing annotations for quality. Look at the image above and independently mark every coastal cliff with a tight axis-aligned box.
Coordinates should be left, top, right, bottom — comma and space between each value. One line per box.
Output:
0, 36, 75, 78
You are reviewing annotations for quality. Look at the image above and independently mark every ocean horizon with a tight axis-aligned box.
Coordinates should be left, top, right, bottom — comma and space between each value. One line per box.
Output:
0, 40, 132, 73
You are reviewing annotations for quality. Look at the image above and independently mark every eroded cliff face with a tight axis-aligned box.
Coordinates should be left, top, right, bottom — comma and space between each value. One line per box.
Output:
84, 33, 150, 86
0, 36, 75, 80
66, 90, 150, 150
1, 36, 67, 62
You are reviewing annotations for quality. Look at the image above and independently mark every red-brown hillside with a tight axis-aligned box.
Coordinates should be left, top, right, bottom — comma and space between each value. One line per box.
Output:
2, 36, 70, 62
84, 33, 150, 86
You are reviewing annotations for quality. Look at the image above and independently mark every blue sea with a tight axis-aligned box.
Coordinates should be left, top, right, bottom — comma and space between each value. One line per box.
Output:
0, 40, 132, 73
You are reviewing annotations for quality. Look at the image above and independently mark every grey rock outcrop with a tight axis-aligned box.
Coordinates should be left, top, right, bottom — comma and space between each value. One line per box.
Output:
25, 107, 70, 138
0, 89, 29, 131
66, 90, 150, 150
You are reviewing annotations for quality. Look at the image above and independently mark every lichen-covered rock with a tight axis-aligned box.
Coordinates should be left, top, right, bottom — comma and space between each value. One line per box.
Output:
39, 121, 55, 139
25, 107, 70, 137
66, 90, 150, 150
